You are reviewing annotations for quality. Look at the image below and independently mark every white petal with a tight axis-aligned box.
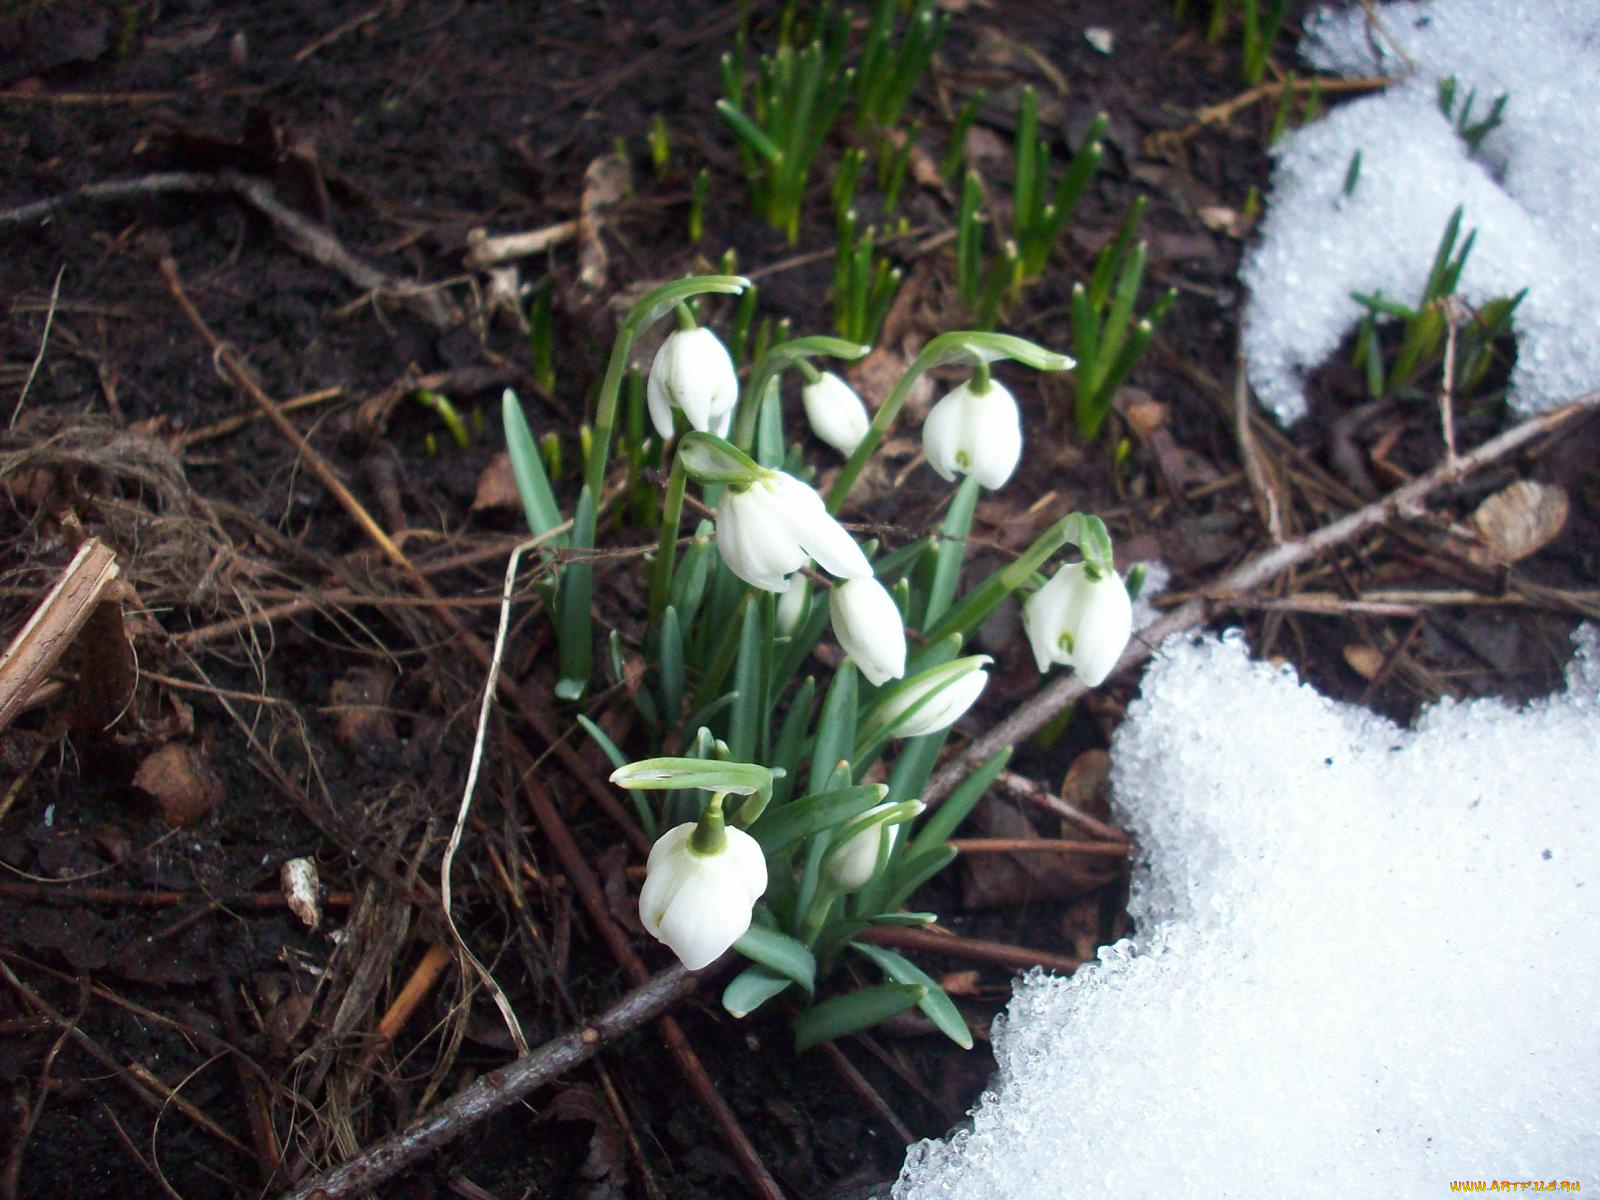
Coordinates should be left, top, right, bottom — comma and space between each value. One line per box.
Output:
638, 824, 768, 970
771, 474, 871, 580
1023, 565, 1084, 673
880, 656, 992, 738
646, 350, 677, 439
1067, 571, 1133, 687
717, 481, 808, 592
969, 382, 1022, 489
921, 379, 1023, 490
894, 667, 988, 736
921, 387, 967, 481
830, 578, 906, 687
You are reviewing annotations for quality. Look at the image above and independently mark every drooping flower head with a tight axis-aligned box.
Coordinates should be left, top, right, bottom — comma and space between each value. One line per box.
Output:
647, 326, 739, 439
716, 469, 871, 593
874, 655, 992, 740
922, 374, 1022, 490
1022, 562, 1132, 687
638, 798, 768, 970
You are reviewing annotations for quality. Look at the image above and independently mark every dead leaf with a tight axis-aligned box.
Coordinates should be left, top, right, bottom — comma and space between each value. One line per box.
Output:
1060, 750, 1112, 828
472, 450, 521, 512
328, 665, 398, 752
1468, 480, 1568, 565
1197, 204, 1253, 239
960, 795, 1118, 908
546, 1086, 628, 1200
133, 742, 223, 827
939, 969, 983, 997
1343, 644, 1385, 681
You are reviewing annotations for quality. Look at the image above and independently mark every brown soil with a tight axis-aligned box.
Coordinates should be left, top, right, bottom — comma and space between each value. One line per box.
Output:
1, 2, 1594, 1198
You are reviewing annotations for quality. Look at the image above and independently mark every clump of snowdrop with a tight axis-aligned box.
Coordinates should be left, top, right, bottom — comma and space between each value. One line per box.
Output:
505, 280, 1126, 1049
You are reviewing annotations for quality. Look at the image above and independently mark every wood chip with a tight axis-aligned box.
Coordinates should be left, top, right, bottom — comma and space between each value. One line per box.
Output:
281, 857, 322, 929
1342, 644, 1386, 681
133, 742, 223, 826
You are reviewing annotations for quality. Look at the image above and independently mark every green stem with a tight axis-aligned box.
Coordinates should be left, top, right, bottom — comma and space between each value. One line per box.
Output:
649, 456, 688, 621
691, 792, 729, 854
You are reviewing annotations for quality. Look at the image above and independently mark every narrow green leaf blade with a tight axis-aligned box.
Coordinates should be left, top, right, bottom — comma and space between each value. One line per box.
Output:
793, 984, 925, 1052
851, 941, 972, 1048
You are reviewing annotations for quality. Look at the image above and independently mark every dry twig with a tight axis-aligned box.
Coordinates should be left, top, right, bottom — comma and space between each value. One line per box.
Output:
278, 966, 703, 1200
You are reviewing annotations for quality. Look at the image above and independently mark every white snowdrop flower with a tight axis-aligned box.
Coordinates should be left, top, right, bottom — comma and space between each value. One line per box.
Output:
922, 376, 1023, 490
824, 813, 901, 894
829, 577, 906, 687
1023, 562, 1132, 687
647, 326, 739, 439
716, 470, 871, 592
638, 818, 768, 970
802, 371, 871, 456
878, 655, 991, 739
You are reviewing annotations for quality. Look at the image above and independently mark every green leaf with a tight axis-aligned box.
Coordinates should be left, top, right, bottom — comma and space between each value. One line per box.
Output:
627, 274, 752, 334
502, 390, 564, 540
728, 597, 765, 763
746, 784, 886, 859
808, 659, 858, 793
575, 715, 628, 771
851, 942, 972, 1048
676, 432, 766, 485
658, 606, 685, 721
554, 486, 597, 699
925, 473, 980, 628
793, 984, 926, 1052
883, 844, 958, 913
904, 746, 1012, 862
734, 926, 816, 994
723, 965, 793, 1018
611, 758, 774, 799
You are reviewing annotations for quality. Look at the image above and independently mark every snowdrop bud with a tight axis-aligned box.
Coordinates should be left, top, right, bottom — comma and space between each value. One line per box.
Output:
829, 577, 906, 687
776, 572, 810, 638
879, 655, 991, 739
638, 804, 768, 971
922, 376, 1023, 490
824, 811, 902, 894
802, 371, 871, 456
1022, 562, 1132, 687
716, 469, 871, 592
646, 327, 739, 440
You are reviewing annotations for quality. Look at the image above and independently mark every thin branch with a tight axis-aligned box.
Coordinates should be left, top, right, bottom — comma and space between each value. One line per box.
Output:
278, 966, 701, 1200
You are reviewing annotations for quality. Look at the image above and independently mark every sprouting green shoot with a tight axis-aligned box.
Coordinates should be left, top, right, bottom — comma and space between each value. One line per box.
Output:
528, 277, 555, 395
415, 390, 471, 450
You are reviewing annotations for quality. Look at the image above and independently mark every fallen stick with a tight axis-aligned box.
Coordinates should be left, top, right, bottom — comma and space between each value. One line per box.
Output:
925, 386, 1600, 807
1, 171, 453, 327
278, 965, 700, 1200
463, 220, 579, 269
0, 539, 120, 735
